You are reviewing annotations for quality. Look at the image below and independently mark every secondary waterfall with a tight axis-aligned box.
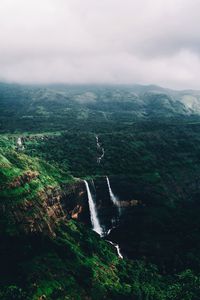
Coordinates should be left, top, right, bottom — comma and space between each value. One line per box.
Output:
16, 137, 25, 150
106, 176, 120, 209
96, 135, 105, 164
84, 180, 103, 236
17, 137, 22, 146
105, 176, 123, 258
106, 240, 123, 259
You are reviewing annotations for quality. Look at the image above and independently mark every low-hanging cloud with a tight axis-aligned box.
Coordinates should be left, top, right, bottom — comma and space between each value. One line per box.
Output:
0, 0, 200, 89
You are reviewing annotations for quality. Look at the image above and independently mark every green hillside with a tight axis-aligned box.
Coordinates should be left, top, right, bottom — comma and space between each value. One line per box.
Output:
1, 84, 200, 299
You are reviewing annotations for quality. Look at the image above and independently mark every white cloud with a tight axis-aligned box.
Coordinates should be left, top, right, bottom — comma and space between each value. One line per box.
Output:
0, 0, 200, 89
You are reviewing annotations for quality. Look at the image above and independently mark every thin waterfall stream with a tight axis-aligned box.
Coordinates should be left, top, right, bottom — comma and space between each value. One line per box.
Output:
96, 135, 104, 164
106, 176, 121, 215
105, 176, 123, 258
106, 240, 123, 259
106, 176, 118, 206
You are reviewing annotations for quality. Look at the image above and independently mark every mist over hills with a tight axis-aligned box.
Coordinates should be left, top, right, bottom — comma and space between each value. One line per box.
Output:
1, 82, 200, 134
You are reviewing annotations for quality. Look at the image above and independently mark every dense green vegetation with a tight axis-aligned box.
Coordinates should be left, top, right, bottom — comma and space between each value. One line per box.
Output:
22, 122, 200, 184
1, 82, 200, 134
0, 136, 72, 207
2, 220, 200, 300
0, 136, 73, 236
1, 83, 200, 299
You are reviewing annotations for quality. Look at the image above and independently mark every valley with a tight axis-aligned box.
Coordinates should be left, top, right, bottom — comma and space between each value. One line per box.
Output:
1, 83, 200, 299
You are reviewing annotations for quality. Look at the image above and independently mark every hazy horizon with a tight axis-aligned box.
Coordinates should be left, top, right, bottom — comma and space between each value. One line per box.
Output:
2, 81, 200, 93
0, 0, 200, 90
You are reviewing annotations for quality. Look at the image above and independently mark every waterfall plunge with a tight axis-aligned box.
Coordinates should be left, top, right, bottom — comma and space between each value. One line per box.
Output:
84, 179, 123, 259
106, 176, 123, 258
106, 240, 123, 259
96, 135, 105, 164
84, 180, 103, 236
17, 137, 22, 146
106, 177, 121, 215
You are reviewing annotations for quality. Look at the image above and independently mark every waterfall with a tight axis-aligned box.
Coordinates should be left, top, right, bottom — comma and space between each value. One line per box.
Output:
16, 137, 25, 150
105, 177, 123, 258
96, 135, 101, 149
84, 179, 123, 259
96, 135, 105, 164
106, 176, 119, 207
98, 147, 105, 164
106, 240, 123, 259
84, 180, 103, 236
17, 137, 22, 146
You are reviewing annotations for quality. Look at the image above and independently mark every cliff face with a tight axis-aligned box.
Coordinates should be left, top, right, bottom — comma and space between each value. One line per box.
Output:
0, 141, 88, 236
0, 145, 99, 236
62, 181, 90, 224
1, 179, 92, 237
3, 170, 199, 238
9, 186, 67, 236
2, 134, 200, 255
7, 175, 146, 236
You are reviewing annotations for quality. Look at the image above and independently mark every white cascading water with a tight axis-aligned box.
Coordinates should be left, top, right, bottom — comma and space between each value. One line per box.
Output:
96, 135, 105, 164
98, 148, 105, 164
96, 135, 101, 149
17, 137, 22, 146
106, 176, 123, 258
16, 137, 25, 150
84, 179, 123, 259
106, 240, 123, 259
106, 176, 120, 208
84, 180, 103, 236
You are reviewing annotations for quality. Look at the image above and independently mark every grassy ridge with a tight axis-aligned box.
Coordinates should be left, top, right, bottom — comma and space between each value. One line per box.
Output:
0, 137, 72, 236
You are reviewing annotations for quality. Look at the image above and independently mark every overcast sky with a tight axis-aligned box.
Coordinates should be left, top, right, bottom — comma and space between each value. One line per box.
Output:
0, 0, 200, 89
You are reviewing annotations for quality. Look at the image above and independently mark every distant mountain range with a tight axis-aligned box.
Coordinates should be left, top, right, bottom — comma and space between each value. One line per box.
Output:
1, 82, 200, 133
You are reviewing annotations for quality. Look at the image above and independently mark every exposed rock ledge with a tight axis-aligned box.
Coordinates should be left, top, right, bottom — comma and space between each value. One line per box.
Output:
2, 180, 90, 237
118, 199, 143, 207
